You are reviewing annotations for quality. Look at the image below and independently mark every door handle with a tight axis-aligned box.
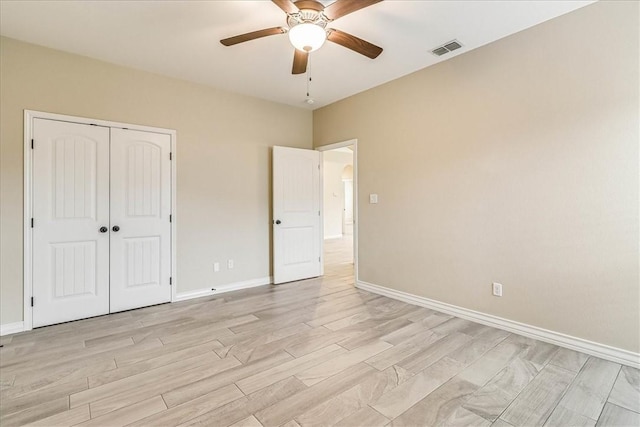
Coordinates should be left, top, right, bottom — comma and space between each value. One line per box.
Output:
112, 225, 120, 232
275, 220, 281, 225
99, 226, 108, 233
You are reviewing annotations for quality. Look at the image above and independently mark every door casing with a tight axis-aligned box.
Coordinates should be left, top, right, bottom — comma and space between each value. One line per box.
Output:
316, 140, 359, 281
23, 110, 177, 331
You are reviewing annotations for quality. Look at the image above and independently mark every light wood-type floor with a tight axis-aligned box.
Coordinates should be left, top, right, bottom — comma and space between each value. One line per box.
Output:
1, 237, 639, 426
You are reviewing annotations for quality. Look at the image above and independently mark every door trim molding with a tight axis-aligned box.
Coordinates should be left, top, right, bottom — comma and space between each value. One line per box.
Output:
316, 140, 358, 282
23, 110, 177, 332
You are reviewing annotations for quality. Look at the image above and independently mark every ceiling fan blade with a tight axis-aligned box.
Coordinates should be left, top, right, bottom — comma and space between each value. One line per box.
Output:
220, 27, 287, 46
323, 0, 382, 20
292, 49, 309, 74
272, 0, 299, 14
327, 29, 383, 59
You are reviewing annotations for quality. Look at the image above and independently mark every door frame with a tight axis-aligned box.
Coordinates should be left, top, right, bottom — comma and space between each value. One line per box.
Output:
316, 139, 358, 281
23, 110, 178, 331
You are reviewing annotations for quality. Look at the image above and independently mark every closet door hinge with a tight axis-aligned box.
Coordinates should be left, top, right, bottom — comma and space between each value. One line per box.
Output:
169, 277, 172, 286
31, 139, 34, 149
31, 297, 34, 307
169, 214, 172, 223
169, 152, 172, 160
31, 218, 34, 228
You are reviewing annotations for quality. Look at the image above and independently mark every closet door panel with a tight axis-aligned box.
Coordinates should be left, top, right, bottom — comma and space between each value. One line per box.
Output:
32, 119, 110, 327
109, 128, 172, 312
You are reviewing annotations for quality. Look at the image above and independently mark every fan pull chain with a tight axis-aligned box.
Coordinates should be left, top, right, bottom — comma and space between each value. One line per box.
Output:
307, 59, 311, 97
306, 60, 314, 104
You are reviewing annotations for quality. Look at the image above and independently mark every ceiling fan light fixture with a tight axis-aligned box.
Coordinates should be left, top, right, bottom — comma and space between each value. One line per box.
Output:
288, 23, 327, 52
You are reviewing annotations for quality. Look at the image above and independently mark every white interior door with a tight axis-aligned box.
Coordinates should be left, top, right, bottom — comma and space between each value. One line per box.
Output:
109, 128, 172, 312
32, 119, 110, 327
273, 146, 321, 284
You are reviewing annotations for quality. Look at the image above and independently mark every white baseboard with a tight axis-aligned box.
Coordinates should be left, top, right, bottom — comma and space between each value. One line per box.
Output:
174, 276, 272, 302
2, 278, 273, 335
324, 234, 343, 240
356, 280, 640, 369
0, 321, 25, 336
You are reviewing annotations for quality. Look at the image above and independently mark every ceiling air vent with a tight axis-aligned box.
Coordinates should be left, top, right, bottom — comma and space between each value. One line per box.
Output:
431, 40, 463, 57
431, 47, 449, 56
444, 41, 462, 51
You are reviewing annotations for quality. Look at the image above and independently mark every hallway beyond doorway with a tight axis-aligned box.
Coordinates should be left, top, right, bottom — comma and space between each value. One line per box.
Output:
324, 235, 353, 278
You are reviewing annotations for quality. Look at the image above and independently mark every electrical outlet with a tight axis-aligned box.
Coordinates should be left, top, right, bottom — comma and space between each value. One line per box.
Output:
213, 262, 220, 272
228, 259, 234, 269
492, 282, 503, 297
369, 194, 378, 204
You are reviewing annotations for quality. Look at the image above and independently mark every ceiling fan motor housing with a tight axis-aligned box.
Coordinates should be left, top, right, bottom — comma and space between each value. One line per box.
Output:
287, 1, 329, 30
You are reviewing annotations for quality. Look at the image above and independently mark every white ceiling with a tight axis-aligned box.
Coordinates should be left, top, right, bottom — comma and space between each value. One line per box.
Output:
0, 0, 594, 110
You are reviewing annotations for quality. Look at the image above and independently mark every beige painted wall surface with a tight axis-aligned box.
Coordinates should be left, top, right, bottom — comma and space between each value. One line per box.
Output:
0, 37, 312, 325
314, 1, 639, 352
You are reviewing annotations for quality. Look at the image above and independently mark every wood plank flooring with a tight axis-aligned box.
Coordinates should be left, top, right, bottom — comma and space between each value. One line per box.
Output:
1, 236, 639, 426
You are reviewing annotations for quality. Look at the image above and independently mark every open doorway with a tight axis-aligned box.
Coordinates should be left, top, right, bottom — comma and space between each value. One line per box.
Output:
318, 141, 357, 280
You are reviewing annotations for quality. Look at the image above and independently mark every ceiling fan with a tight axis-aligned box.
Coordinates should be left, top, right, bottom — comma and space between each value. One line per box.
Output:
220, 0, 383, 75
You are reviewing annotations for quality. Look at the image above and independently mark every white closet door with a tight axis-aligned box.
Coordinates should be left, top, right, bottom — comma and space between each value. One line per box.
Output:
32, 119, 111, 327
109, 128, 172, 312
273, 146, 321, 284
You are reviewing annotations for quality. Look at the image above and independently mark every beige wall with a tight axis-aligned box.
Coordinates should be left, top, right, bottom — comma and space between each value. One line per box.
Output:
314, 1, 639, 352
0, 37, 312, 325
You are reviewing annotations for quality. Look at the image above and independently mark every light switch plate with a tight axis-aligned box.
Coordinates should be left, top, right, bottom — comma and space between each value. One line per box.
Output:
369, 194, 378, 204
